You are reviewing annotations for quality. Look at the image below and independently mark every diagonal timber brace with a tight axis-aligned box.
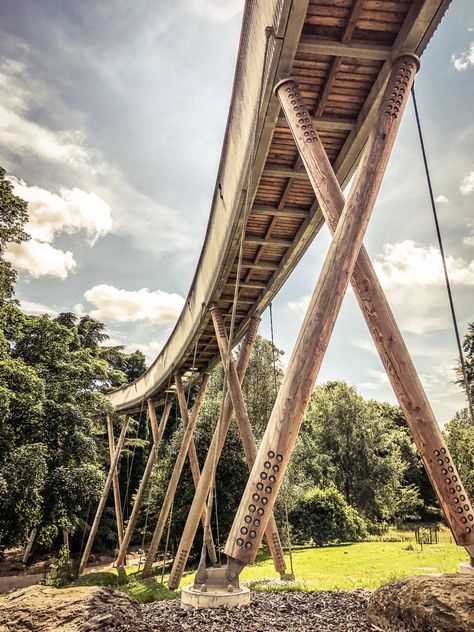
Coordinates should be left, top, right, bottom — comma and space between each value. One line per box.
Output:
222, 54, 423, 581
79, 414, 130, 575
115, 399, 172, 568
167, 316, 261, 589
142, 373, 215, 578
275, 76, 474, 556
107, 414, 124, 549
209, 307, 289, 578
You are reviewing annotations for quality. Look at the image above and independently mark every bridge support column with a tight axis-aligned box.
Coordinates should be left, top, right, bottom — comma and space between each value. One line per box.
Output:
276, 70, 474, 558
115, 399, 172, 568
107, 414, 124, 550
168, 316, 260, 589
142, 373, 213, 578
79, 414, 130, 575
218, 54, 421, 585
208, 306, 289, 578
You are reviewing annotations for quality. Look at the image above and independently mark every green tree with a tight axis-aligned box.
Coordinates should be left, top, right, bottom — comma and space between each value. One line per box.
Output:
445, 408, 474, 502
290, 381, 423, 524
0, 167, 29, 301
456, 322, 474, 404
289, 486, 368, 546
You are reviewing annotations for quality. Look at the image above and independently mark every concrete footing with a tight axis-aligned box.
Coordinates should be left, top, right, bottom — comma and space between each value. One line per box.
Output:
459, 561, 474, 575
181, 584, 251, 609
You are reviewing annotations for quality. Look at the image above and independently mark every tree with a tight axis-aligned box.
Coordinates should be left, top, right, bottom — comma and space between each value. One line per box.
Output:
0, 167, 29, 301
456, 322, 474, 410
0, 302, 146, 552
289, 486, 368, 546
290, 382, 423, 524
444, 408, 474, 502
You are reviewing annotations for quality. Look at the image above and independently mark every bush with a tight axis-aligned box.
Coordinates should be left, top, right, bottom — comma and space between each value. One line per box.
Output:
44, 546, 74, 588
289, 487, 368, 546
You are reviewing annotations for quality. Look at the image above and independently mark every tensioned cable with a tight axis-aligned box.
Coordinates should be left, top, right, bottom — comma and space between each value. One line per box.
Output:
411, 85, 474, 426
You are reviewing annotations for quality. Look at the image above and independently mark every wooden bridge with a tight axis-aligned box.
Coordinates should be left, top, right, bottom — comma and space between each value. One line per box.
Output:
78, 0, 474, 603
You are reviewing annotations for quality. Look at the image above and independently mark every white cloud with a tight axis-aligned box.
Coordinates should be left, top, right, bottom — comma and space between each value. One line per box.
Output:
0, 60, 105, 174
189, 0, 242, 23
361, 368, 390, 391
374, 240, 474, 289
4, 240, 76, 279
84, 285, 185, 324
451, 42, 474, 70
373, 240, 474, 334
9, 176, 112, 245
460, 170, 474, 195
287, 295, 310, 318
435, 194, 449, 205
20, 299, 58, 316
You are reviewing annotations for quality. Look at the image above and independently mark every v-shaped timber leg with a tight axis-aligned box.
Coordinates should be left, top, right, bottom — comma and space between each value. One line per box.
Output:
115, 398, 172, 568
217, 54, 427, 584
107, 414, 124, 550
79, 414, 130, 575
142, 373, 216, 577
168, 316, 261, 589
207, 306, 289, 580
275, 74, 474, 559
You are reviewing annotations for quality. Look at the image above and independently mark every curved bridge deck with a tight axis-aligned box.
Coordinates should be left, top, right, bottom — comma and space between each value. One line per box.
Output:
108, 0, 451, 413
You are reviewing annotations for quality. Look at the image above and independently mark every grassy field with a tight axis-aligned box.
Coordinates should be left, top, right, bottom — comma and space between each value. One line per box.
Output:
70, 528, 468, 603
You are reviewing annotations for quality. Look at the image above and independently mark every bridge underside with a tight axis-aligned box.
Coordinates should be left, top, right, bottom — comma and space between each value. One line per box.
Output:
107, 0, 452, 414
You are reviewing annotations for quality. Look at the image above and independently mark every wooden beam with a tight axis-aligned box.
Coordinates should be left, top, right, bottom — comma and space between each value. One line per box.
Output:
298, 36, 391, 60
263, 165, 309, 180
79, 415, 130, 575
115, 399, 172, 568
277, 114, 355, 132
210, 307, 288, 577
142, 374, 213, 578
107, 415, 124, 549
241, 260, 279, 271
245, 236, 293, 248
224, 55, 420, 571
315, 57, 342, 117
168, 317, 262, 589
252, 205, 307, 219
277, 69, 474, 554
341, 0, 365, 45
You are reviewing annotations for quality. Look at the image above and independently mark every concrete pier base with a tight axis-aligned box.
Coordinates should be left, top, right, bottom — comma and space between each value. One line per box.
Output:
181, 584, 250, 609
459, 560, 474, 575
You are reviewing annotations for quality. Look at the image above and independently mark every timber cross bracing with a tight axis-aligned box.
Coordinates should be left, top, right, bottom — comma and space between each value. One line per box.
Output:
88, 0, 474, 582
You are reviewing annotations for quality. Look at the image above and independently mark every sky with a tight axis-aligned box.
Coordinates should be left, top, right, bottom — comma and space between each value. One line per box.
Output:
0, 0, 473, 425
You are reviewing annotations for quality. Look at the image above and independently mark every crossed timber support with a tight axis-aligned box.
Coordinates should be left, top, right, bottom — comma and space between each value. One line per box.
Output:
107, 414, 124, 550
115, 399, 172, 568
79, 414, 130, 575
168, 314, 289, 589
142, 373, 217, 577
275, 75, 474, 559
212, 53, 457, 587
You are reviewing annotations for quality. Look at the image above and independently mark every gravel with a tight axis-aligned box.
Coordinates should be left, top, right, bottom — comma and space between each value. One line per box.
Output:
142, 589, 378, 631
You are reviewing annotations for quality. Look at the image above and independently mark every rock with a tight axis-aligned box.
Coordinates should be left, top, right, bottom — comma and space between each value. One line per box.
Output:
367, 574, 474, 632
0, 585, 152, 632
8, 563, 25, 572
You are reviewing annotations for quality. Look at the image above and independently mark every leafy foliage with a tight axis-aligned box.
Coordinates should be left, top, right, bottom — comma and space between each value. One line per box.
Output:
289, 486, 368, 546
444, 408, 474, 501
0, 167, 29, 302
290, 382, 423, 525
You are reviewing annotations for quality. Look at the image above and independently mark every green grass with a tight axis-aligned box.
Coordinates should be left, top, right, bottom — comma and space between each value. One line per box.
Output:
68, 528, 468, 602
